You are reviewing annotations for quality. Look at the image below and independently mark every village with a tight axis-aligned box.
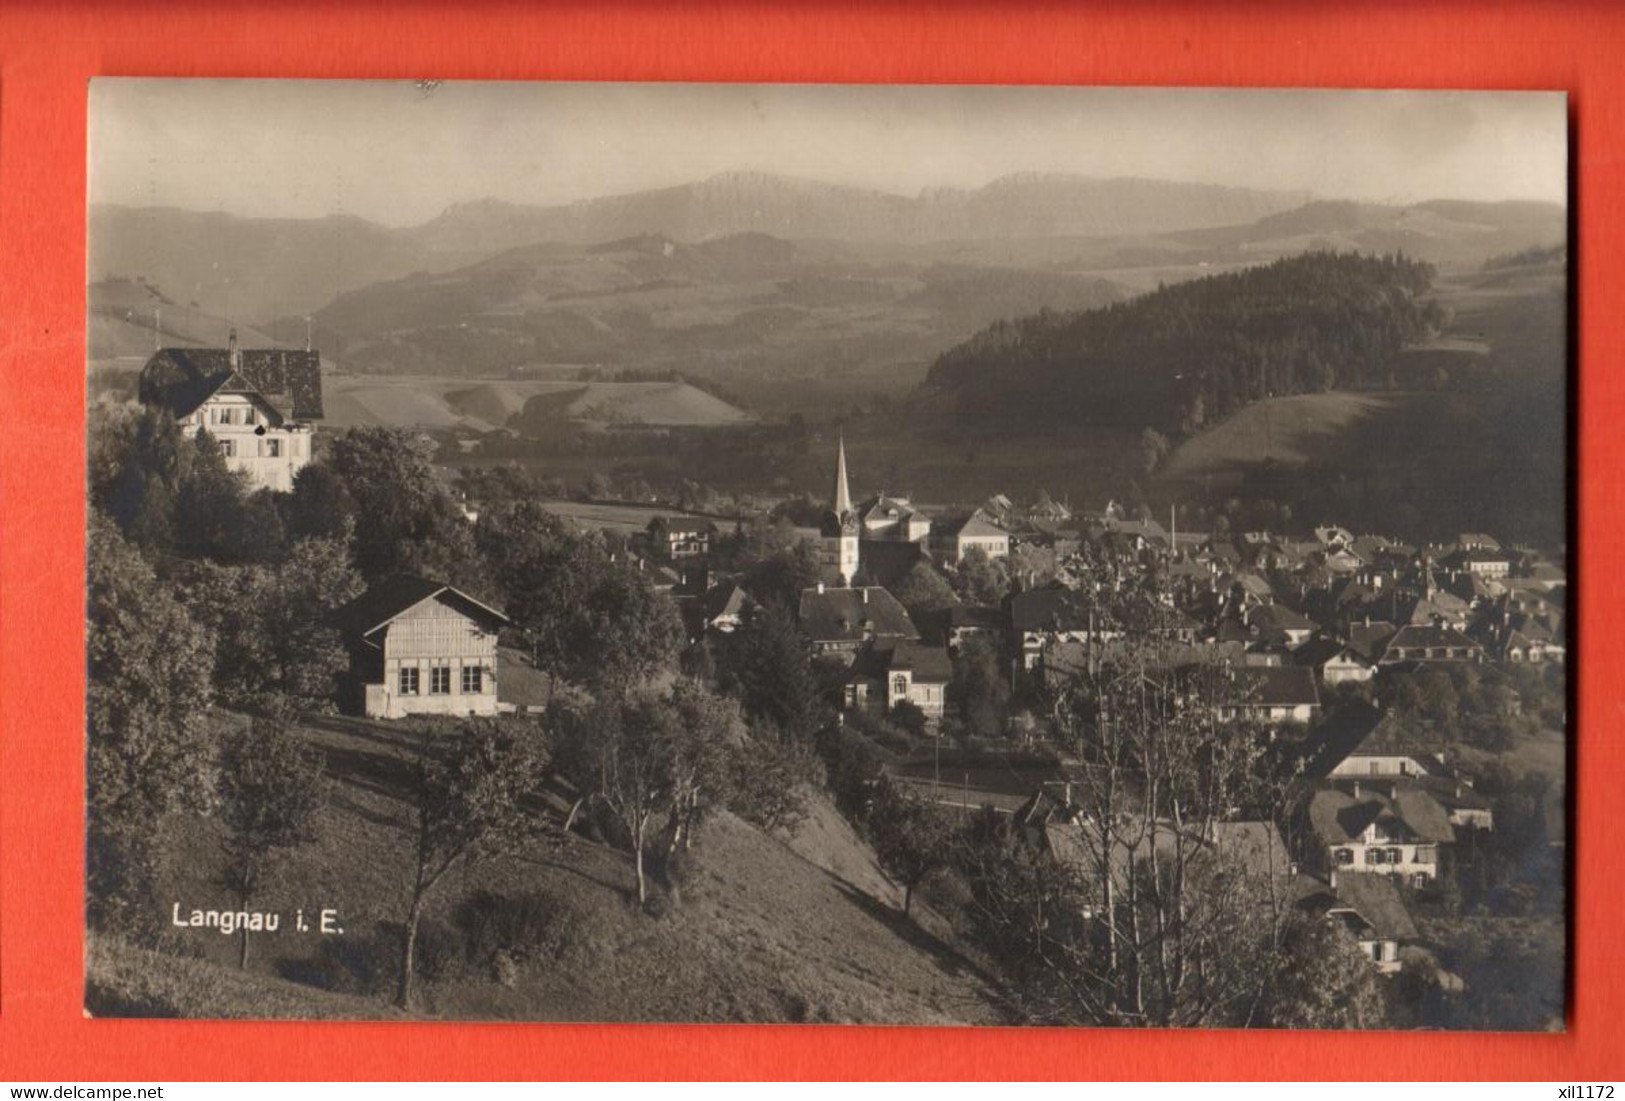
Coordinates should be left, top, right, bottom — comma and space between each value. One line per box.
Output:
82, 330, 1569, 1027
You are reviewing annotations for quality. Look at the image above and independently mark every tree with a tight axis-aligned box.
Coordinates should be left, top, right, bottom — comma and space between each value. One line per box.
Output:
1260, 912, 1387, 1028
950, 634, 1011, 739
286, 463, 358, 542
1140, 426, 1171, 474
181, 528, 365, 710
478, 501, 681, 695
398, 719, 547, 1009
869, 781, 952, 916
888, 560, 961, 617
967, 639, 1299, 1026
952, 546, 1010, 606
727, 604, 828, 743
86, 511, 217, 933
324, 427, 486, 591
217, 708, 326, 968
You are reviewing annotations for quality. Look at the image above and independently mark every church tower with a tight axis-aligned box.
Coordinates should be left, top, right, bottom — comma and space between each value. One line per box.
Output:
820, 434, 861, 586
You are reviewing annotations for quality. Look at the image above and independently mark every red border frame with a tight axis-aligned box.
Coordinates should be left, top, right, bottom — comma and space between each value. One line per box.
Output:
1, 0, 1620, 1080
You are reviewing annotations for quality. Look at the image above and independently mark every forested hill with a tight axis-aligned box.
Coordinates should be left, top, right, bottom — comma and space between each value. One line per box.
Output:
924, 251, 1446, 433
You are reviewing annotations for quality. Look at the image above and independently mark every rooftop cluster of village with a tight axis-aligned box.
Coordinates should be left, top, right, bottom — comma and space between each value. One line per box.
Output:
630, 437, 1567, 980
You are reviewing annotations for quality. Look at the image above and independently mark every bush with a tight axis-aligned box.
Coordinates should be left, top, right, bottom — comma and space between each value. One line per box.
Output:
453, 888, 586, 972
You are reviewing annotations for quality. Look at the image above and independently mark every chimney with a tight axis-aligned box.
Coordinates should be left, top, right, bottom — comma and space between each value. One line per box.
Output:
1353, 781, 1361, 799
862, 588, 870, 604
228, 327, 240, 370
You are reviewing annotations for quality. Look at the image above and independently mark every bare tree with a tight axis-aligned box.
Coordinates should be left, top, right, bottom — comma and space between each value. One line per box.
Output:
397, 719, 546, 1010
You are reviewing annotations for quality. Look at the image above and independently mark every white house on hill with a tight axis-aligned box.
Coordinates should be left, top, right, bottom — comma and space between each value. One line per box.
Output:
335, 576, 508, 719
139, 331, 323, 493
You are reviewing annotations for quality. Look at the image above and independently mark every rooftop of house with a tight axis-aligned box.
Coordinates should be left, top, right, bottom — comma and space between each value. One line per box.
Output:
1306, 780, 1456, 846
1008, 585, 1095, 633
1304, 872, 1419, 942
1385, 623, 1484, 652
1226, 665, 1321, 709
797, 585, 919, 644
937, 510, 1011, 540
651, 516, 715, 536
333, 575, 509, 638
140, 345, 324, 422
1294, 703, 1443, 778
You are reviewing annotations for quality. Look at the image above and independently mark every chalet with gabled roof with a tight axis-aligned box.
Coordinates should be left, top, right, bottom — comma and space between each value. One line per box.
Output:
334, 576, 508, 719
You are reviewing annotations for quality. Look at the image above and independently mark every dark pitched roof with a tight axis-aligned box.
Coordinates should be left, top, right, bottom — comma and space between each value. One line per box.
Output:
1384, 623, 1484, 654
1295, 702, 1440, 778
1008, 586, 1093, 633
1230, 665, 1320, 708
652, 516, 714, 535
1307, 782, 1455, 846
140, 346, 324, 421
884, 640, 954, 682
797, 586, 918, 644
937, 510, 1010, 540
1327, 872, 1419, 941
333, 576, 508, 638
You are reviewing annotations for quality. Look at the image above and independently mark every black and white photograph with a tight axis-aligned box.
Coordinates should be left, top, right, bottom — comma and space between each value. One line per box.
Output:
84, 79, 1567, 1027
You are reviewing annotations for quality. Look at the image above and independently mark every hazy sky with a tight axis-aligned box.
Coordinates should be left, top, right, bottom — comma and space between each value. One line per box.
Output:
89, 81, 1567, 226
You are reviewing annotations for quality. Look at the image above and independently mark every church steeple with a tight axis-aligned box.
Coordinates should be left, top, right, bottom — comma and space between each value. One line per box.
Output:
833, 432, 852, 517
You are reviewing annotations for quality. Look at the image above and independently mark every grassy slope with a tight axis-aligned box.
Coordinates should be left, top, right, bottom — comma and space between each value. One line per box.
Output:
128, 712, 1002, 1024
85, 935, 406, 1020
1159, 392, 1417, 477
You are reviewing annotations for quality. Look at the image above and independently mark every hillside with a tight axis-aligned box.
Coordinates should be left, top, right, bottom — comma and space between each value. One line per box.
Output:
926, 251, 1446, 432
130, 712, 1003, 1023
87, 278, 283, 360
302, 232, 1125, 382
1154, 259, 1566, 544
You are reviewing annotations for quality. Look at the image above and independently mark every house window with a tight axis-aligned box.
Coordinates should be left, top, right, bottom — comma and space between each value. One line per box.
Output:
1387, 847, 1404, 864
1413, 873, 1429, 889
461, 666, 483, 694
429, 666, 451, 695
264, 438, 281, 458
1369, 762, 1381, 775
1335, 848, 1354, 866
1367, 849, 1384, 865
892, 675, 908, 698
219, 439, 236, 458
245, 408, 256, 425
398, 667, 420, 695
1415, 845, 1437, 864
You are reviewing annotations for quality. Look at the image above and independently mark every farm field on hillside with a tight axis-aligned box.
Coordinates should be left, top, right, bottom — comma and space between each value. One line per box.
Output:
322, 374, 755, 432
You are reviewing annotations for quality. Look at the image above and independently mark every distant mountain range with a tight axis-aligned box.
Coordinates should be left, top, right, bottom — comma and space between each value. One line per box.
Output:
88, 171, 1565, 391
89, 171, 1315, 322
